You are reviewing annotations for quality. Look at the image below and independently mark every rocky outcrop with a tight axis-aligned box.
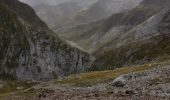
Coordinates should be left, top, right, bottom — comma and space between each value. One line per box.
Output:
112, 64, 170, 97
0, 0, 93, 81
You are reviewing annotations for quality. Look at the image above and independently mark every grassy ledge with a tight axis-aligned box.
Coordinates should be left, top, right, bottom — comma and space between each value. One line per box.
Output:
55, 61, 170, 86
0, 80, 38, 99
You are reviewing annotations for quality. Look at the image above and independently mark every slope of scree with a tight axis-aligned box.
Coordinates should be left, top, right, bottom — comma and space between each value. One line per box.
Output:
55, 0, 162, 53
90, 0, 170, 71
0, 0, 93, 81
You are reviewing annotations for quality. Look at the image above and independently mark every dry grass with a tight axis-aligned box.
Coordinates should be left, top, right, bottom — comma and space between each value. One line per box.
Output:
55, 61, 169, 86
0, 80, 38, 99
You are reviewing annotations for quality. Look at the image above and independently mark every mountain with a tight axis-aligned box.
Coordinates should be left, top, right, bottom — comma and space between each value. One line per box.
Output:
2, 0, 170, 99
91, 0, 170, 70
0, 0, 93, 81
68, 0, 142, 24
54, 0, 170, 71
34, 2, 83, 28
33, 0, 97, 28
33, 0, 141, 31
54, 0, 142, 53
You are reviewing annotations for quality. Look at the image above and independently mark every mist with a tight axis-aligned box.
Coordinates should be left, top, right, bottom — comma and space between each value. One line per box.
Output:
19, 0, 97, 7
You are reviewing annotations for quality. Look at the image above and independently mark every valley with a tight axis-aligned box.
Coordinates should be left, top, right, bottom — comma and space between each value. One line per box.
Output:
0, 0, 170, 99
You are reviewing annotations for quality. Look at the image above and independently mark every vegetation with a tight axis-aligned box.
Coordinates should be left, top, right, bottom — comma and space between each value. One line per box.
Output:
91, 32, 170, 71
55, 61, 168, 86
149, 77, 170, 86
0, 80, 38, 97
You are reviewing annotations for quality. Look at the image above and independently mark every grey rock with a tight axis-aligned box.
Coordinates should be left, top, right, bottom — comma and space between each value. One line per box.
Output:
0, 0, 94, 81
112, 75, 126, 87
0, 84, 4, 89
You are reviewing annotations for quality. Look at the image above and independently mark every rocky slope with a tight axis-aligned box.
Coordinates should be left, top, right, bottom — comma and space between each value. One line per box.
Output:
0, 0, 93, 81
67, 0, 142, 24
24, 0, 139, 37
91, 0, 170, 70
1, 61, 170, 100
53, 0, 170, 71
54, 0, 143, 53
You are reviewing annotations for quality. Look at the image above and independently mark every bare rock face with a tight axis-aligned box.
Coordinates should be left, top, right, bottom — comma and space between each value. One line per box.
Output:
0, 0, 94, 81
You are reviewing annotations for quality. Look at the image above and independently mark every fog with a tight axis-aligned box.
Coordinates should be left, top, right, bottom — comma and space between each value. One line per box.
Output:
19, 0, 68, 6
19, 0, 97, 7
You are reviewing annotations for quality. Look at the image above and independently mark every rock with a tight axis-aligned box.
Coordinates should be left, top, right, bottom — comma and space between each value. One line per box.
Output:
17, 86, 24, 90
0, 84, 4, 88
94, 93, 100, 97
112, 76, 126, 87
107, 91, 114, 94
0, 0, 94, 81
125, 90, 135, 95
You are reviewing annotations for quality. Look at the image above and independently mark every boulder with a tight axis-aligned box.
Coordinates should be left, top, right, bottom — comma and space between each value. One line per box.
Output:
112, 76, 126, 87
0, 84, 3, 89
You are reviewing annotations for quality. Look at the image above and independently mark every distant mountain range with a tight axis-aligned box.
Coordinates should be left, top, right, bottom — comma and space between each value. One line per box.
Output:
52, 0, 170, 71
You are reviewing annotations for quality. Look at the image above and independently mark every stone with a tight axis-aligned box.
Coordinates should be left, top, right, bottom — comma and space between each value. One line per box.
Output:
125, 90, 135, 95
0, 84, 4, 88
17, 86, 24, 90
112, 76, 126, 87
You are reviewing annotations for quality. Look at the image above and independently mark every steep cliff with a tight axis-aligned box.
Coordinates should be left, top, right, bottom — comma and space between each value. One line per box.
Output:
0, 0, 93, 81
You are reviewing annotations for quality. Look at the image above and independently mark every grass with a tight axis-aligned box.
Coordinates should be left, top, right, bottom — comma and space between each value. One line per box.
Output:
91, 33, 170, 71
149, 77, 170, 86
0, 61, 169, 99
0, 80, 38, 98
55, 61, 169, 86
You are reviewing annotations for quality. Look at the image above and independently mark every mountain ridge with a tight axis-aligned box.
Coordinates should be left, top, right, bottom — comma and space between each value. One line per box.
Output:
0, 0, 93, 81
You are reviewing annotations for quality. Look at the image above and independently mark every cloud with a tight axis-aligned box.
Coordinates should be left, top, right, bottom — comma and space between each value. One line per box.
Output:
19, 0, 70, 6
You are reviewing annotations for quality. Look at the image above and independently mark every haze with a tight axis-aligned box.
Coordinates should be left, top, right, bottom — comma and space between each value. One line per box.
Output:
19, 0, 97, 6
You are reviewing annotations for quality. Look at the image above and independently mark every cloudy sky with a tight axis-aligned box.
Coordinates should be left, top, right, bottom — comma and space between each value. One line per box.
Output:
19, 0, 98, 9
19, 0, 70, 6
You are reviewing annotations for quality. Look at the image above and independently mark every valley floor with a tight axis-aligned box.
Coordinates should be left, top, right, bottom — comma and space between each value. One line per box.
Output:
1, 60, 170, 100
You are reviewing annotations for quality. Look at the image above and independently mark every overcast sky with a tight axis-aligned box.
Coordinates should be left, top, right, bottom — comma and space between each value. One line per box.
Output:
19, 0, 70, 6
19, 0, 98, 9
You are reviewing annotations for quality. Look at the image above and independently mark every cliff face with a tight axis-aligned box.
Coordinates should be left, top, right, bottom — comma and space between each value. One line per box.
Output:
0, 0, 93, 81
